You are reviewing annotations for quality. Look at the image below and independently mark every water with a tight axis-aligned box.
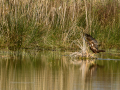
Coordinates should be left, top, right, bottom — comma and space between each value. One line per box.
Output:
0, 50, 120, 90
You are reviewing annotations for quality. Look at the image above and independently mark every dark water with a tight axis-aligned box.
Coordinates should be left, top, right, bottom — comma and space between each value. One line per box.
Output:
0, 50, 120, 90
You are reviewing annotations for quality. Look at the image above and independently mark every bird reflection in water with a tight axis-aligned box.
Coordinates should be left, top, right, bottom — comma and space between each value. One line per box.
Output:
70, 59, 104, 77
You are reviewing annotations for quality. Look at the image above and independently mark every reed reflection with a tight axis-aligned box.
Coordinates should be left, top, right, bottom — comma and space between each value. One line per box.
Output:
0, 51, 120, 90
69, 58, 104, 90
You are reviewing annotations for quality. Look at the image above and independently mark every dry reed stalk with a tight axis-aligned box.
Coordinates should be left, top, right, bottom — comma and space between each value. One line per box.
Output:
0, 0, 119, 50
84, 0, 88, 30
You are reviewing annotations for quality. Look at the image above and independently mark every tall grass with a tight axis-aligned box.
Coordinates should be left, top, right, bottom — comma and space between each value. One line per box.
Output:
0, 0, 120, 50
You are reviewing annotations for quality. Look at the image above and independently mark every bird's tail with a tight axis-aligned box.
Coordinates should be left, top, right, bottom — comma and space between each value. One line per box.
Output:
98, 50, 105, 53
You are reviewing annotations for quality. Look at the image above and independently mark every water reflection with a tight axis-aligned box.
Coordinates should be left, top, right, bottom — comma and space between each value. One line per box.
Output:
0, 50, 120, 90
70, 58, 105, 90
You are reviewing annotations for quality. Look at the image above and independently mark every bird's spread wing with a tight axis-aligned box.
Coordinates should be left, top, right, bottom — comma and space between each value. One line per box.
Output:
84, 33, 105, 53
84, 33, 99, 49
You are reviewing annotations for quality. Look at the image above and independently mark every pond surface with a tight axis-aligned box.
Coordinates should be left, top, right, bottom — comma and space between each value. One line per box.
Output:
0, 50, 120, 90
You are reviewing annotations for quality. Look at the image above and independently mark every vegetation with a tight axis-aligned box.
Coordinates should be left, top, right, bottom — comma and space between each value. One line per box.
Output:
0, 0, 120, 51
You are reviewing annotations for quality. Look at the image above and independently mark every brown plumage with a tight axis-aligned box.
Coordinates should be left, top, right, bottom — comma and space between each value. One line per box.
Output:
84, 33, 105, 53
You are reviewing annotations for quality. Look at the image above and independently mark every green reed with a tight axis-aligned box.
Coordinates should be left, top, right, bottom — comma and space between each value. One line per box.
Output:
0, 0, 120, 51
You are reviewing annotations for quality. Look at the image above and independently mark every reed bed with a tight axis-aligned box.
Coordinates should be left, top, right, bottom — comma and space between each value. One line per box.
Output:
0, 0, 120, 51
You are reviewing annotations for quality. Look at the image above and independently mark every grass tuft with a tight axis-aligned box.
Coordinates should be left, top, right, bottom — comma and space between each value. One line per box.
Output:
0, 0, 120, 51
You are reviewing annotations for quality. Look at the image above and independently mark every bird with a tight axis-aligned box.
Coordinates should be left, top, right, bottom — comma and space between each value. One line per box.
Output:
84, 33, 105, 53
